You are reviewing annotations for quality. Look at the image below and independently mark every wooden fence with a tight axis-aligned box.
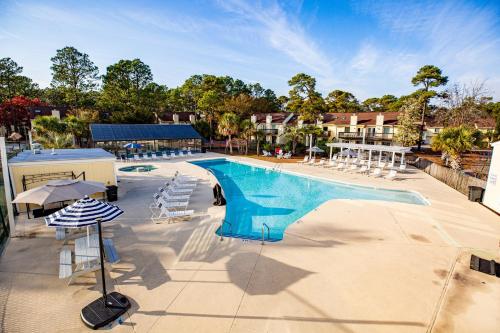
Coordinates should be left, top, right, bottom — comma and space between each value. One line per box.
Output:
413, 158, 486, 195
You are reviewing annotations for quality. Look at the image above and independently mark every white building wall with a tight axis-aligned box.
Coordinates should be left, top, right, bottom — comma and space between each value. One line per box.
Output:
483, 141, 500, 213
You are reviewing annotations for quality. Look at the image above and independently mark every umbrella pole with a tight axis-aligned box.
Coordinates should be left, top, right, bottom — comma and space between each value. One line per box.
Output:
97, 219, 108, 305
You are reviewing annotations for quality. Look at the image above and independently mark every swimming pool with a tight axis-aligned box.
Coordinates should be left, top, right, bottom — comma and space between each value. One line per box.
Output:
191, 159, 428, 241
119, 165, 157, 172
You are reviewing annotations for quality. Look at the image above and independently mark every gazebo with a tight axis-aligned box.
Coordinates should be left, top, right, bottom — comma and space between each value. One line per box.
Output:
326, 142, 412, 168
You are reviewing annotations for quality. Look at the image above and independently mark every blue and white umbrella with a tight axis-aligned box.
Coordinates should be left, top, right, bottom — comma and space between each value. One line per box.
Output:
45, 196, 123, 228
46, 197, 126, 314
123, 143, 142, 149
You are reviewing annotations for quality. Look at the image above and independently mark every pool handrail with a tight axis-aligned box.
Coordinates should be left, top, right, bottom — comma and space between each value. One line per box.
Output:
219, 219, 232, 241
261, 223, 270, 245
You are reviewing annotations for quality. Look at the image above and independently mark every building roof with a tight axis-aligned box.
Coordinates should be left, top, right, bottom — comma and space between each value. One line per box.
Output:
90, 124, 203, 142
253, 113, 293, 123
27, 106, 70, 119
424, 115, 496, 128
9, 148, 115, 164
160, 112, 194, 122
323, 112, 401, 126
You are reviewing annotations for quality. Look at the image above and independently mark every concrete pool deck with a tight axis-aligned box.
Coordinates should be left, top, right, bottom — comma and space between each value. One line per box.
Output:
0, 152, 499, 332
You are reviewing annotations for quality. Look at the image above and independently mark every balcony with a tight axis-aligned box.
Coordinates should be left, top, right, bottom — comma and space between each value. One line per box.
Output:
338, 132, 363, 139
261, 128, 279, 135
337, 132, 394, 140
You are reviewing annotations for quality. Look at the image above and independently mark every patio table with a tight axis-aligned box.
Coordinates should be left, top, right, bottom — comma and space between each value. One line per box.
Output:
75, 234, 100, 266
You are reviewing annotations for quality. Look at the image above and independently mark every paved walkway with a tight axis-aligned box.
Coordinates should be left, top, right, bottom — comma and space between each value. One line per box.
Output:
0, 153, 498, 332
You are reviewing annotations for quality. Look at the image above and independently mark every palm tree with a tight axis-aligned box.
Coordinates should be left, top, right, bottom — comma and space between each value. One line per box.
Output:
37, 132, 73, 149
281, 126, 302, 154
255, 128, 265, 156
239, 119, 254, 155
218, 113, 240, 154
431, 125, 481, 170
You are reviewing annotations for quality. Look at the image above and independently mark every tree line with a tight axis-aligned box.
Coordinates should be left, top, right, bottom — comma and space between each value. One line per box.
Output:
1, 46, 499, 169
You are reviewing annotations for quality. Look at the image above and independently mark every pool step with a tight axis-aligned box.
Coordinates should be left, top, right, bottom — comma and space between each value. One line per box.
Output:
216, 228, 281, 242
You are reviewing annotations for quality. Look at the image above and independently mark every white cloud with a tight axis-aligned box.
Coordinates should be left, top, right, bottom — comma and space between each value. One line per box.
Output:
353, 0, 500, 98
216, 0, 334, 78
350, 43, 379, 72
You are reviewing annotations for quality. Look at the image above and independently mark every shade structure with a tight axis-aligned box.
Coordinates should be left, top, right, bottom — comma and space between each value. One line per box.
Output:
45, 196, 123, 228
123, 142, 142, 149
339, 149, 357, 157
12, 179, 106, 206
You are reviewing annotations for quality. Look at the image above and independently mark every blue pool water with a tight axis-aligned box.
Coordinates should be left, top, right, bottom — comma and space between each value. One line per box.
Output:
191, 159, 427, 241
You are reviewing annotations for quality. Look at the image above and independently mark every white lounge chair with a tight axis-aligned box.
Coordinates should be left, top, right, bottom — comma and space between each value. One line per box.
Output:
283, 152, 292, 159
305, 157, 316, 165
151, 153, 158, 160
370, 167, 382, 177
399, 164, 407, 173
324, 160, 336, 168
346, 164, 358, 172
179, 151, 186, 157
187, 151, 194, 157
170, 152, 176, 158
356, 165, 368, 174
162, 152, 170, 160
158, 188, 191, 201
164, 182, 193, 194
335, 162, 345, 171
143, 153, 152, 160
298, 156, 309, 164
172, 177, 196, 188
134, 154, 141, 162
313, 159, 325, 167
174, 171, 198, 183
151, 203, 194, 223
385, 170, 398, 180
149, 194, 189, 214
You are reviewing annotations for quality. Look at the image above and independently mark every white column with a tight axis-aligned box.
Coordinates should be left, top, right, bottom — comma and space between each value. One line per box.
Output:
309, 134, 313, 160
391, 151, 396, 167
378, 150, 382, 166
329, 146, 333, 160
401, 152, 405, 165
0, 137, 15, 235
28, 131, 33, 149
368, 150, 372, 169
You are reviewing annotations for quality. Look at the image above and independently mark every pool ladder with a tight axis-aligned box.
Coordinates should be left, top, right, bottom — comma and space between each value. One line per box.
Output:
261, 223, 270, 245
272, 163, 283, 173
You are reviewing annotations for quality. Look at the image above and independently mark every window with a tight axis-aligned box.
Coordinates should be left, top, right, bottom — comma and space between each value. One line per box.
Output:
344, 127, 350, 133
383, 127, 392, 134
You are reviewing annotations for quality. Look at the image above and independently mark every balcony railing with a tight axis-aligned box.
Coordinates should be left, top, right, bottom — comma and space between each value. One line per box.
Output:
261, 129, 279, 135
337, 132, 394, 140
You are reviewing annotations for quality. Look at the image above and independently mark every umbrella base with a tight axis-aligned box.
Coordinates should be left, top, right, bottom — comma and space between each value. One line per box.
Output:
81, 292, 131, 330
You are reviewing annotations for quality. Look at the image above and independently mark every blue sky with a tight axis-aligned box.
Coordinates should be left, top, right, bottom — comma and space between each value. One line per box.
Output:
1, 0, 499, 100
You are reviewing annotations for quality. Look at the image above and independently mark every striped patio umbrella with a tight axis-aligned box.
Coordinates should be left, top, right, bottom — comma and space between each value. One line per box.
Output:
45, 196, 123, 228
46, 197, 128, 320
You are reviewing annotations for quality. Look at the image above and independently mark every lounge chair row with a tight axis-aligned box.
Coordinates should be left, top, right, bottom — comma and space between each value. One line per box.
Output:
149, 171, 199, 223
298, 156, 405, 180
121, 151, 196, 162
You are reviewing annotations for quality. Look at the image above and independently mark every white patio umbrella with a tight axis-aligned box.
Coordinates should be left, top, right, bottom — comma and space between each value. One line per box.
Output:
12, 179, 106, 206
